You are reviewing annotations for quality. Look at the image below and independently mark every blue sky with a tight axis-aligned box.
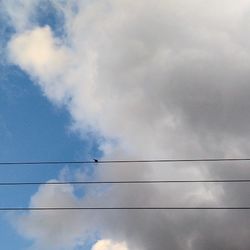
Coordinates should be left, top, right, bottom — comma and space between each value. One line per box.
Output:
0, 8, 99, 249
0, 60, 101, 250
0, 62, 97, 250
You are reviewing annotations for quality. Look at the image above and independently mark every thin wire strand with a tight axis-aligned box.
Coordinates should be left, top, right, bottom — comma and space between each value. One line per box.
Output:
1, 179, 250, 186
1, 207, 250, 211
1, 158, 250, 166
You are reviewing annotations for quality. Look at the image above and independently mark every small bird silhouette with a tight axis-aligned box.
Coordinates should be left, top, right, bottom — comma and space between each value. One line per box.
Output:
93, 159, 98, 163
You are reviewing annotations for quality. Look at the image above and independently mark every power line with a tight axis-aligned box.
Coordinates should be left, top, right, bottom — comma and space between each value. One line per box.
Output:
1, 179, 250, 186
1, 158, 250, 166
1, 207, 250, 211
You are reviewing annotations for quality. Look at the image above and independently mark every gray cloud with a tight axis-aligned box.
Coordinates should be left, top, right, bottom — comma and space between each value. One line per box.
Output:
4, 0, 250, 249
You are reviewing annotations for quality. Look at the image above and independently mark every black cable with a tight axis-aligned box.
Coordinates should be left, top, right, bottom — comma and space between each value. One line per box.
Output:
1, 207, 250, 211
1, 158, 250, 166
1, 179, 250, 186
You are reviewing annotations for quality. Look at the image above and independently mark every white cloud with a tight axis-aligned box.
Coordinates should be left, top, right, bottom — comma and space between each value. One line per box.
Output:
8, 27, 67, 76
5, 0, 250, 249
92, 239, 128, 250
8, 26, 71, 102
16, 183, 90, 250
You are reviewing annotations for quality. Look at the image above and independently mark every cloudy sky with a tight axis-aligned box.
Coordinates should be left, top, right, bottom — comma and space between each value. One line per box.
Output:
1, 0, 250, 249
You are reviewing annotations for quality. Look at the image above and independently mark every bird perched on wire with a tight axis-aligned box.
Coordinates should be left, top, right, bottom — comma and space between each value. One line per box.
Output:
93, 159, 98, 163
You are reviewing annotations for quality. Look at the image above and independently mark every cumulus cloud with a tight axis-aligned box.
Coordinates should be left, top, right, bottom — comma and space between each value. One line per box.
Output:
8, 27, 67, 75
8, 26, 70, 102
16, 183, 90, 250
5, 0, 250, 249
91, 239, 128, 250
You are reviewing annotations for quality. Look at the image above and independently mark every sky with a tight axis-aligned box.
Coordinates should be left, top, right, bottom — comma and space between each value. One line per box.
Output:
2, 0, 250, 249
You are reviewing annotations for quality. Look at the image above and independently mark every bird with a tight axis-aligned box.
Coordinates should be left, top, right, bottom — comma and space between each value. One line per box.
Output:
93, 159, 98, 163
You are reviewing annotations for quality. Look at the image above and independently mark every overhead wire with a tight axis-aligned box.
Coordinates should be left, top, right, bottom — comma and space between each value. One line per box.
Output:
1, 179, 250, 186
1, 206, 250, 211
1, 158, 250, 211
1, 157, 250, 166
